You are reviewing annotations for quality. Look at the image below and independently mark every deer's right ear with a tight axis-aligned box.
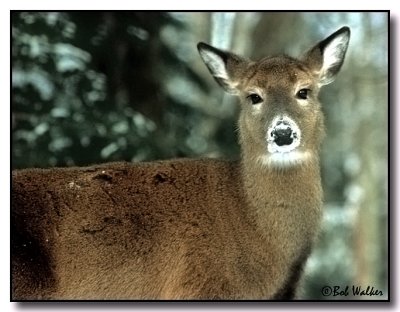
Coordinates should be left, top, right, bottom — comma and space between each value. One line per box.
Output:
197, 42, 248, 94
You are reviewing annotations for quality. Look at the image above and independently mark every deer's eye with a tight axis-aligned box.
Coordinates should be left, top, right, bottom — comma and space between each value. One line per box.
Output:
297, 89, 311, 100
247, 93, 263, 105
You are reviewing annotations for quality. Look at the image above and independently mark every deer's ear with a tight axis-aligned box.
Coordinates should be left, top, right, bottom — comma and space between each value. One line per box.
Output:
303, 26, 350, 86
197, 42, 249, 94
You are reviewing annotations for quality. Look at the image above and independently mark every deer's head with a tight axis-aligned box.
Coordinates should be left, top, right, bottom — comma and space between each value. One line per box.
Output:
198, 27, 350, 169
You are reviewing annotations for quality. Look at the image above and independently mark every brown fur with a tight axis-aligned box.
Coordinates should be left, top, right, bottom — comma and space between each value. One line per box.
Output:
11, 27, 350, 300
12, 159, 318, 300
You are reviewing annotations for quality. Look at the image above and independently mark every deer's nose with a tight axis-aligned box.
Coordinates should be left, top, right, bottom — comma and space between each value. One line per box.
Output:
272, 127, 293, 146
270, 119, 299, 146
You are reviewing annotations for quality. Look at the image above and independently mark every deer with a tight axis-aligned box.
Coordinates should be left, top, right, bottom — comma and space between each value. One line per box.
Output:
11, 26, 350, 300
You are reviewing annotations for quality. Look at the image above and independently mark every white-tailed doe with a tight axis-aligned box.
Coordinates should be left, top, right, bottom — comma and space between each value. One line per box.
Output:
12, 27, 350, 300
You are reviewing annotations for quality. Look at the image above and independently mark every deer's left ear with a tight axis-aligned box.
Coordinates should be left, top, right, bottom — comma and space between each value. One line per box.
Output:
303, 26, 350, 86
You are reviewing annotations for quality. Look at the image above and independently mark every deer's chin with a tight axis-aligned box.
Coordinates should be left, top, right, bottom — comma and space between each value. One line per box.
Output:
257, 150, 311, 168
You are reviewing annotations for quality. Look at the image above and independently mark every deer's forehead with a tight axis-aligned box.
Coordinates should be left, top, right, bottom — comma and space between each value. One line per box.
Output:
243, 57, 314, 88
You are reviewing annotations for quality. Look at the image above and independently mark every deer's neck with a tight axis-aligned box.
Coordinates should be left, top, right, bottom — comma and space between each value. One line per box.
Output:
240, 152, 323, 252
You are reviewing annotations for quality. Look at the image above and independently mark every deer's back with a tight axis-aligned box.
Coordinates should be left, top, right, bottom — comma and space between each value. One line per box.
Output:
12, 159, 269, 299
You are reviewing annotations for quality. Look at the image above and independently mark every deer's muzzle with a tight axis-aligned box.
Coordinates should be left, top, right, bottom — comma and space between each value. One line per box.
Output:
267, 117, 301, 153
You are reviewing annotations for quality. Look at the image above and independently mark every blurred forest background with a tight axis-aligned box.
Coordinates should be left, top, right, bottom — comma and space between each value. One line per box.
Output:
11, 12, 388, 299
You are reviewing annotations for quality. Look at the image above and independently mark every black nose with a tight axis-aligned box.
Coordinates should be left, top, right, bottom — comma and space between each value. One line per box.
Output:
272, 127, 293, 146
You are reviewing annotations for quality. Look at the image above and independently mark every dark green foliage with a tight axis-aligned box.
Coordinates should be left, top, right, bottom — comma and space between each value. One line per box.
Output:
12, 12, 220, 169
